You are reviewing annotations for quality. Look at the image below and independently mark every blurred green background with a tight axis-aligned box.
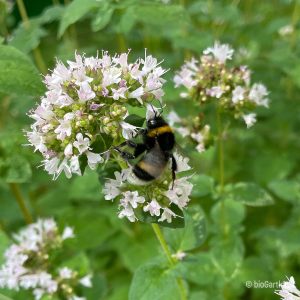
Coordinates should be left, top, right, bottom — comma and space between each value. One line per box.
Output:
1, 0, 300, 299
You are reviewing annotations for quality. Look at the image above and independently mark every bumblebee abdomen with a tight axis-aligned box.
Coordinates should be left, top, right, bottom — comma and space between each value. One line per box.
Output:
133, 165, 156, 181
133, 144, 168, 181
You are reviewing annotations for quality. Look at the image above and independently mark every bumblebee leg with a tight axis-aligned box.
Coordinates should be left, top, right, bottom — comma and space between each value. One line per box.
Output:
114, 141, 147, 160
171, 154, 177, 189
114, 140, 137, 149
113, 147, 136, 160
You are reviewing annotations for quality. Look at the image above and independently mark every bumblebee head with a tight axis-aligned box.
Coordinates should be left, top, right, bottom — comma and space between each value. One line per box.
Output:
146, 115, 168, 129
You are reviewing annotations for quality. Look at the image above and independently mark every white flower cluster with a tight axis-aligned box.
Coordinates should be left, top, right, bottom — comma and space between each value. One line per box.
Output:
26, 50, 166, 179
276, 277, 300, 300
167, 111, 211, 153
0, 219, 92, 300
174, 41, 270, 128
103, 153, 193, 223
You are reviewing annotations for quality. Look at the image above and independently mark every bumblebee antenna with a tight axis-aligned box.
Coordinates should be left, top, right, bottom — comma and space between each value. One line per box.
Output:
149, 103, 157, 117
158, 101, 164, 116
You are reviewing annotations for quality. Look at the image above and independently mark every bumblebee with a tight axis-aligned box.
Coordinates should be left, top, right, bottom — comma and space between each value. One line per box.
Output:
114, 113, 177, 185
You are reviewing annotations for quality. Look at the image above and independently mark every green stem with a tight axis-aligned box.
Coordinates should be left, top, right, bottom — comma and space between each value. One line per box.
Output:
16, 0, 47, 74
151, 224, 187, 300
9, 183, 33, 224
216, 109, 227, 237
217, 110, 225, 192
151, 223, 174, 264
117, 33, 127, 52
32, 48, 48, 74
290, 1, 299, 49
16, 0, 29, 25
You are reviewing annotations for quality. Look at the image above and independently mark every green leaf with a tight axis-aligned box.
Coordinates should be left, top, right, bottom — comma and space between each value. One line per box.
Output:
268, 179, 300, 204
68, 170, 101, 200
0, 231, 11, 265
82, 274, 107, 299
91, 5, 114, 32
0, 294, 14, 300
133, 4, 189, 27
97, 160, 119, 186
9, 19, 47, 54
90, 133, 113, 153
79, 154, 88, 175
0, 45, 44, 96
190, 175, 214, 197
113, 232, 159, 272
58, 0, 101, 37
62, 252, 90, 276
61, 208, 116, 250
37, 5, 65, 24
129, 262, 182, 300
211, 198, 245, 231
124, 114, 145, 127
164, 205, 206, 251
4, 156, 32, 183
230, 182, 274, 206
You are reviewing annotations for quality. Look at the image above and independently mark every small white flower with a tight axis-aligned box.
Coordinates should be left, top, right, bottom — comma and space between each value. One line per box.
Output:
77, 82, 96, 102
279, 25, 294, 37
165, 177, 193, 209
79, 275, 92, 288
62, 227, 75, 240
120, 122, 139, 139
243, 113, 257, 128
191, 132, 204, 143
174, 66, 197, 89
54, 113, 74, 140
249, 83, 269, 107
232, 86, 245, 103
52, 61, 72, 83
64, 143, 73, 158
67, 52, 84, 69
172, 251, 186, 261
143, 200, 161, 216
59, 267, 74, 279
41, 158, 54, 175
111, 87, 127, 100
84, 56, 101, 69
129, 87, 144, 104
118, 205, 136, 222
206, 86, 223, 98
120, 191, 145, 209
203, 41, 234, 63
33, 288, 45, 300
146, 104, 160, 120
141, 52, 159, 74
158, 208, 176, 223
166, 111, 181, 126
70, 156, 81, 176
56, 158, 72, 179
173, 152, 191, 172
26, 131, 47, 153
73, 133, 90, 154
102, 67, 121, 87
103, 180, 121, 200
71, 296, 86, 300
275, 276, 300, 300
73, 68, 93, 86
176, 126, 190, 137
86, 151, 103, 169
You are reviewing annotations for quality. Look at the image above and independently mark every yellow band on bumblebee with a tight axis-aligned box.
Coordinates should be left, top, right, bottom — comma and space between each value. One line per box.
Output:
147, 125, 173, 138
